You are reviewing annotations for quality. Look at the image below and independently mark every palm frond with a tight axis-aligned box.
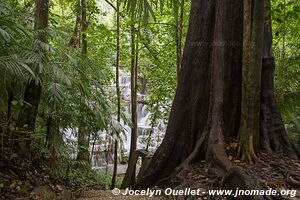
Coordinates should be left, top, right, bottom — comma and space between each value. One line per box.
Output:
0, 55, 35, 78
125, 0, 156, 23
0, 27, 11, 42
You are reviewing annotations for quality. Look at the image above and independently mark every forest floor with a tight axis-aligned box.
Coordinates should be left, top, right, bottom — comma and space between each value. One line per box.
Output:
224, 142, 300, 197
77, 189, 167, 200
76, 161, 225, 200
1, 145, 300, 199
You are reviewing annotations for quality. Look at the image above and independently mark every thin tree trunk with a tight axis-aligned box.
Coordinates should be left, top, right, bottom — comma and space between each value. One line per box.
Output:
105, 134, 111, 175
16, 0, 48, 153
130, 24, 137, 163
76, 126, 90, 162
81, 0, 87, 55
69, 0, 81, 48
131, 23, 138, 185
121, 22, 139, 188
111, 140, 118, 187
76, 0, 90, 163
111, 0, 121, 189
46, 116, 62, 168
34, 0, 49, 43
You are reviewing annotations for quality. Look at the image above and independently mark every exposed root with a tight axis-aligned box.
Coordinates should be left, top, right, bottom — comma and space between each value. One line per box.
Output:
286, 175, 300, 188
160, 130, 209, 190
222, 166, 268, 200
245, 153, 269, 167
176, 130, 208, 173
263, 155, 300, 188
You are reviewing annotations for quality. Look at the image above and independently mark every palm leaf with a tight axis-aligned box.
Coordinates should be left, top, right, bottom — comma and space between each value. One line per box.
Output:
0, 27, 11, 42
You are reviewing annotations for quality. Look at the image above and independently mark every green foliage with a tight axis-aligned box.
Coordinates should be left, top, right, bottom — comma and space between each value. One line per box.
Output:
50, 159, 117, 188
137, 2, 190, 125
124, 0, 156, 24
272, 0, 300, 144
0, 6, 33, 107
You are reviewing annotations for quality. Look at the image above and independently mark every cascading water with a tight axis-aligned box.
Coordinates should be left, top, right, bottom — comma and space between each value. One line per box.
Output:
64, 68, 166, 171
118, 69, 166, 155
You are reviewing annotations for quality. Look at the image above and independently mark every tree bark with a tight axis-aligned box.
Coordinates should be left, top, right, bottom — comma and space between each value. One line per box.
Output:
76, 0, 90, 163
34, 0, 49, 43
69, 0, 81, 48
111, 0, 121, 189
81, 0, 87, 55
76, 126, 90, 162
259, 0, 300, 158
130, 24, 137, 163
121, 23, 138, 188
238, 0, 265, 162
136, 0, 299, 189
46, 116, 63, 168
175, 0, 185, 81
238, 0, 251, 161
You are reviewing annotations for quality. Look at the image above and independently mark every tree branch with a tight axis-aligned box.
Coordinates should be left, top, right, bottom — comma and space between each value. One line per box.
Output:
103, 0, 125, 18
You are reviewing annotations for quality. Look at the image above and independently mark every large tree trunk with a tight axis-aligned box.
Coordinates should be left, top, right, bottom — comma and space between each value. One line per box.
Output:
136, 0, 299, 189
16, 0, 49, 152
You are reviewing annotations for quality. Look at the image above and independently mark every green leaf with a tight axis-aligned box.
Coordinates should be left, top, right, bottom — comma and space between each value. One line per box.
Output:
0, 27, 11, 42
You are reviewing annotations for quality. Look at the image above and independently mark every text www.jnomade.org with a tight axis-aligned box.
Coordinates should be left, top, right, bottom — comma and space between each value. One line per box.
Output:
112, 188, 297, 198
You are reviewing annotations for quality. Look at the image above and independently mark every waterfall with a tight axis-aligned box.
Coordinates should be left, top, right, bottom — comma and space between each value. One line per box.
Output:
64, 68, 167, 169
118, 69, 166, 154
